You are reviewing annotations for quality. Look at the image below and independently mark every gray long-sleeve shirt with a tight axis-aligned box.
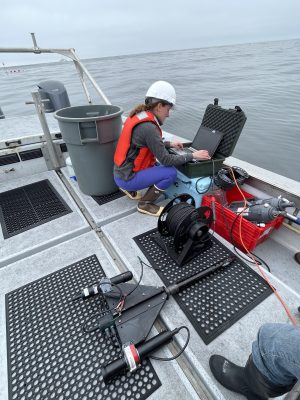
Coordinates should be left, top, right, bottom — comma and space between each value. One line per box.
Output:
114, 121, 193, 181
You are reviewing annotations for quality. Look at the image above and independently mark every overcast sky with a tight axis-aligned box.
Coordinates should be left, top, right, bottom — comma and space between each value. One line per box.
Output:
1, 0, 300, 66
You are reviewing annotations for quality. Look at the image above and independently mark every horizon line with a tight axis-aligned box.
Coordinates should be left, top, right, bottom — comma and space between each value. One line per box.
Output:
1, 37, 299, 68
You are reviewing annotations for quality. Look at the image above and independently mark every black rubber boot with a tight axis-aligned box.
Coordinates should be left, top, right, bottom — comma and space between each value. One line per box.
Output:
137, 185, 164, 217
209, 355, 292, 399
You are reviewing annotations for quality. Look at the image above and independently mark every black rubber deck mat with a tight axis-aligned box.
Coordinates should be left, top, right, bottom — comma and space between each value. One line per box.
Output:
6, 255, 161, 400
133, 229, 273, 344
0, 179, 72, 239
92, 191, 124, 206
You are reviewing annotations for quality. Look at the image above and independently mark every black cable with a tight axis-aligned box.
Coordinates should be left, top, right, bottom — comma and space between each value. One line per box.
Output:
196, 177, 212, 194
82, 310, 118, 333
166, 202, 214, 248
227, 206, 271, 272
138, 254, 163, 271
201, 229, 215, 242
82, 283, 124, 333
205, 158, 217, 239
111, 282, 124, 299
250, 252, 271, 272
150, 326, 190, 361
166, 203, 196, 236
159, 193, 215, 258
125, 256, 144, 297
212, 158, 215, 191
232, 247, 271, 272
195, 157, 217, 195
180, 179, 192, 185
106, 327, 122, 350
218, 185, 271, 272
216, 182, 247, 248
197, 158, 217, 240
214, 165, 249, 191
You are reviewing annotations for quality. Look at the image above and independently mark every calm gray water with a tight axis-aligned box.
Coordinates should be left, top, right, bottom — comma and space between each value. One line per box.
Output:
1, 39, 299, 181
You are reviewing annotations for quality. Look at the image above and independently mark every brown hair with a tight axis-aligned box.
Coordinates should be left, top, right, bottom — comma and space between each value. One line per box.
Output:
129, 101, 160, 117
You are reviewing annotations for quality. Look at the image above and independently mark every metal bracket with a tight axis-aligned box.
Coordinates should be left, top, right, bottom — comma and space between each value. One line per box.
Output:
41, 142, 65, 170
5, 140, 21, 148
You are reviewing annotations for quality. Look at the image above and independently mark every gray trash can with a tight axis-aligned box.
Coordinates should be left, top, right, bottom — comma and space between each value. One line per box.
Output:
54, 104, 123, 196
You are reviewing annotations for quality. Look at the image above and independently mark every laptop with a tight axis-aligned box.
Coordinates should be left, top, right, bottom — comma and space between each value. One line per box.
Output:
170, 125, 224, 158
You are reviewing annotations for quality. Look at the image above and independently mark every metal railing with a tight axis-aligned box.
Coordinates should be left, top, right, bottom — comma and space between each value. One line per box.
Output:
0, 33, 111, 105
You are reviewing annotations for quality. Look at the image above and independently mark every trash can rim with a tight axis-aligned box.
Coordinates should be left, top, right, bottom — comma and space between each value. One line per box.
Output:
54, 105, 123, 122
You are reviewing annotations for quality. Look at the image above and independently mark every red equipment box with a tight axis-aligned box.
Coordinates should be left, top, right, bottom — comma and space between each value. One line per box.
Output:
202, 187, 284, 252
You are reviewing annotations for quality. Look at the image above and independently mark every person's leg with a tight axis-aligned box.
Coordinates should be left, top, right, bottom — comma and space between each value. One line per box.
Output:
137, 166, 177, 216
115, 166, 177, 215
114, 166, 177, 192
252, 323, 300, 386
209, 323, 298, 399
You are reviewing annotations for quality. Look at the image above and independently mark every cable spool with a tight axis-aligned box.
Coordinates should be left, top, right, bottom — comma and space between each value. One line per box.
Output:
157, 194, 213, 265
214, 166, 249, 191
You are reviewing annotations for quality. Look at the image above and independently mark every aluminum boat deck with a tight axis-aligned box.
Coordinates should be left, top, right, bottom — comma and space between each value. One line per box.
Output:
1, 115, 300, 400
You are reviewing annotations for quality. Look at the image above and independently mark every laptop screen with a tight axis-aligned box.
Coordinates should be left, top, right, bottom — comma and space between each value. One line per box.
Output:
191, 126, 224, 156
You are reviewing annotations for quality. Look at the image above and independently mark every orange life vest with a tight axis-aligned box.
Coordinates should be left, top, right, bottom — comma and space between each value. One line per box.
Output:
114, 111, 162, 172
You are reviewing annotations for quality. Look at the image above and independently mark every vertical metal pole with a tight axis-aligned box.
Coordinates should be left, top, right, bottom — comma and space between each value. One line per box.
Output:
70, 49, 111, 105
30, 91, 60, 170
73, 60, 93, 104
30, 33, 38, 48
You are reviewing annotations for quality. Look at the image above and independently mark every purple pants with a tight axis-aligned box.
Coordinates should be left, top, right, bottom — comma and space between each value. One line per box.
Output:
114, 166, 177, 191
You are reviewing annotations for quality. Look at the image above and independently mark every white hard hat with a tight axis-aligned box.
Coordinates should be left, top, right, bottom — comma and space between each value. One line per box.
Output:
145, 81, 176, 106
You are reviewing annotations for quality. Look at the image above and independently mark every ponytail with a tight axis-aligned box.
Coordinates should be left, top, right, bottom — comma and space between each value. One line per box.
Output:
129, 101, 159, 118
